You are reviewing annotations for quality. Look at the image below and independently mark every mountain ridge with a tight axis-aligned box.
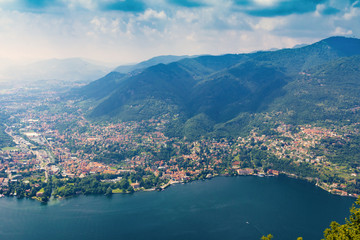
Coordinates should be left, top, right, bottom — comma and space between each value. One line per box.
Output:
113, 55, 192, 74
71, 36, 360, 139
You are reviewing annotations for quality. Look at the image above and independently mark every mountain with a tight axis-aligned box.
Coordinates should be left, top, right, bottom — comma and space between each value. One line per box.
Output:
1, 58, 112, 83
189, 60, 289, 122
83, 54, 250, 121
72, 36, 360, 139
90, 62, 197, 121
267, 55, 360, 124
113, 55, 191, 74
72, 72, 127, 100
249, 36, 360, 75
292, 43, 308, 49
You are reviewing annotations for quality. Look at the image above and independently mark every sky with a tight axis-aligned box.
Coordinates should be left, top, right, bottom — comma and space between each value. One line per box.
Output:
0, 0, 359, 66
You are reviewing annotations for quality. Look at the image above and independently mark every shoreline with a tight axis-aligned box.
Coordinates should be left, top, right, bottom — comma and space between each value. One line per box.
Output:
2, 173, 357, 203
161, 172, 359, 199
276, 172, 358, 198
132, 172, 359, 199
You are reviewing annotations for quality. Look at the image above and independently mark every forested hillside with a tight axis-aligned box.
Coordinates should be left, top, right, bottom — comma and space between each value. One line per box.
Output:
70, 36, 360, 140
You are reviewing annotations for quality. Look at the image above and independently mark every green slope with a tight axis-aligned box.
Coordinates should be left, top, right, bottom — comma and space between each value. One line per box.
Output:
89, 62, 197, 121
190, 61, 289, 122
72, 36, 360, 138
267, 55, 360, 125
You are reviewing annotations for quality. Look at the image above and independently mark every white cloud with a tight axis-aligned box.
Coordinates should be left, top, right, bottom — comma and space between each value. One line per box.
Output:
62, 0, 98, 10
0, 0, 14, 3
254, 0, 280, 7
0, 0, 358, 69
175, 9, 200, 24
139, 9, 167, 21
251, 17, 287, 31
332, 27, 353, 35
343, 6, 360, 20
314, 4, 326, 17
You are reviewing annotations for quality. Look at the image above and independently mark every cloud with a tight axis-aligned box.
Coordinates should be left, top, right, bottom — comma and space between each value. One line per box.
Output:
101, 0, 146, 12
139, 9, 167, 21
62, 0, 98, 11
320, 6, 340, 15
343, 4, 360, 19
0, 0, 359, 67
0, 0, 147, 12
353, 0, 360, 8
21, 0, 58, 8
233, 0, 252, 6
168, 0, 207, 8
233, 0, 329, 17
332, 26, 353, 35
0, 0, 353, 17
0, 0, 65, 13
314, 4, 341, 16
251, 17, 286, 31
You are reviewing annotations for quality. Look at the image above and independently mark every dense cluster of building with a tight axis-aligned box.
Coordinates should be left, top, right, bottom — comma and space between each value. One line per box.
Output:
1, 90, 359, 199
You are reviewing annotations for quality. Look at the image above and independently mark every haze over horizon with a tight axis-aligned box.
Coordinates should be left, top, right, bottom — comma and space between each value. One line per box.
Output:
0, 0, 359, 69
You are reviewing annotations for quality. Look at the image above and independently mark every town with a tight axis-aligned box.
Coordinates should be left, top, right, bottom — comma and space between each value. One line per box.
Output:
1, 89, 359, 202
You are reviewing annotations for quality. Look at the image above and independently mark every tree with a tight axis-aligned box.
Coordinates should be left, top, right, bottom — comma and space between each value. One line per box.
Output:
105, 187, 112, 196
261, 234, 303, 240
127, 186, 134, 193
120, 178, 129, 190
261, 234, 273, 240
323, 197, 360, 240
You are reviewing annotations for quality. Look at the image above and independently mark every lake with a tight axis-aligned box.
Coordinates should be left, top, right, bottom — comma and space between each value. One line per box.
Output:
0, 175, 355, 240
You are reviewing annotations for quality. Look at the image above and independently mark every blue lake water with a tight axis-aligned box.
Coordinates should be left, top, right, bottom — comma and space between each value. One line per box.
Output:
0, 175, 355, 240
